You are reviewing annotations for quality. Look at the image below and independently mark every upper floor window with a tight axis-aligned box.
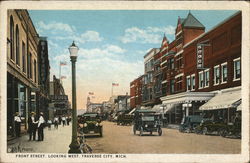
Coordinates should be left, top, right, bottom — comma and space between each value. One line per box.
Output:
170, 79, 175, 94
168, 58, 174, 70
204, 69, 210, 87
199, 71, 204, 88
191, 74, 195, 90
186, 76, 191, 91
10, 16, 14, 61
234, 58, 241, 80
221, 62, 227, 83
214, 65, 220, 85
22, 41, 26, 73
15, 25, 20, 66
34, 59, 37, 83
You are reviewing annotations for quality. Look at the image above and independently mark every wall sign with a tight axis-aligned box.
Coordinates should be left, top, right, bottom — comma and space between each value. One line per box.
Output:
197, 44, 204, 69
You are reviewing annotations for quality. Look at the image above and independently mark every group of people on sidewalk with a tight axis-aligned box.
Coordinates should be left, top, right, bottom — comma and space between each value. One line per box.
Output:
13, 112, 71, 141
28, 112, 45, 141
47, 115, 71, 130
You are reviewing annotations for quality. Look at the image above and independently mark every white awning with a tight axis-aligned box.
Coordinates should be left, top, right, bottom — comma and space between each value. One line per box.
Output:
237, 103, 242, 111
199, 89, 241, 110
128, 108, 136, 115
152, 104, 175, 113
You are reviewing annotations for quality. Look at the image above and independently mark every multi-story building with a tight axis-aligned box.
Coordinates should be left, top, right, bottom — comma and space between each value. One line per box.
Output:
160, 11, 242, 124
142, 48, 160, 107
130, 75, 143, 109
49, 75, 70, 116
37, 37, 50, 120
7, 10, 40, 138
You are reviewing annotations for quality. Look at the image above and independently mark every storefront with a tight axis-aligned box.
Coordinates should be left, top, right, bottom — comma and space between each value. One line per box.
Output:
199, 87, 241, 123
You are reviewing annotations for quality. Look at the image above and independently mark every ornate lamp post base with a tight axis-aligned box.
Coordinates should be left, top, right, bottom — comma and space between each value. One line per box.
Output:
68, 137, 81, 153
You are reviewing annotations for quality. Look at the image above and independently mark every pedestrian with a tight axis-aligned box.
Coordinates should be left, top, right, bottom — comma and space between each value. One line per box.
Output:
66, 116, 70, 125
62, 115, 66, 127
47, 119, 52, 130
37, 112, 45, 141
28, 112, 38, 141
54, 116, 59, 129
59, 116, 62, 125
14, 112, 22, 137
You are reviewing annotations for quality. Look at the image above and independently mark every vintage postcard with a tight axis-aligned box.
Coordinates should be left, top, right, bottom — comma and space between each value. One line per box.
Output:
0, 1, 249, 163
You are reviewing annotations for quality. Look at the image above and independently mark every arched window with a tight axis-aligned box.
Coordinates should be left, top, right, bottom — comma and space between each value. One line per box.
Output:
10, 16, 14, 60
16, 25, 20, 65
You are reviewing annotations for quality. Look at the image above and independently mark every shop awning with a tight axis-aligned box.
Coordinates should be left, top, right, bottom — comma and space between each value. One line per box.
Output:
128, 108, 136, 115
199, 89, 241, 110
237, 103, 242, 111
152, 104, 175, 113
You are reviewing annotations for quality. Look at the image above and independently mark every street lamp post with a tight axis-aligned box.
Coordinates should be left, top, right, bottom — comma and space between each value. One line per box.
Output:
68, 41, 81, 153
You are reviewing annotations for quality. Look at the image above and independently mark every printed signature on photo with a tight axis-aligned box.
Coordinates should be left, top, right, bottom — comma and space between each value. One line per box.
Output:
8, 144, 33, 153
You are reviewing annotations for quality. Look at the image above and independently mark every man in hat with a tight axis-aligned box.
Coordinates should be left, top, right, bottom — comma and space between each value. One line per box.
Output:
37, 112, 45, 141
14, 112, 22, 137
28, 112, 38, 141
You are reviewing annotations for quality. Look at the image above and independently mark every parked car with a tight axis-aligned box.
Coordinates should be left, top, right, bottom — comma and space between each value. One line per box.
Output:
133, 110, 162, 136
117, 112, 134, 126
219, 122, 241, 138
179, 115, 208, 133
194, 119, 227, 135
78, 112, 103, 137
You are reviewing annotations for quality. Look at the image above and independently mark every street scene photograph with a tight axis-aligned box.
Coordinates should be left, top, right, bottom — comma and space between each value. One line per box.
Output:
5, 8, 243, 156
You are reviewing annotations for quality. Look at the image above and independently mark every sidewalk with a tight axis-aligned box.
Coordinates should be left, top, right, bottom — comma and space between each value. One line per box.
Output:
7, 124, 72, 153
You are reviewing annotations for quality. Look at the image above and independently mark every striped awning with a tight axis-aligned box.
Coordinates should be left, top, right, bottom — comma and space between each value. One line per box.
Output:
199, 89, 241, 110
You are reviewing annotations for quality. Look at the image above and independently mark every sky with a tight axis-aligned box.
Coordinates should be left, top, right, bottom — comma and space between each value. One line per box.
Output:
28, 10, 238, 109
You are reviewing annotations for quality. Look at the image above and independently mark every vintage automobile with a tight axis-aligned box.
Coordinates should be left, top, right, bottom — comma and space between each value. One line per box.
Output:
194, 119, 227, 135
78, 112, 103, 137
117, 110, 134, 125
179, 115, 208, 133
133, 110, 162, 136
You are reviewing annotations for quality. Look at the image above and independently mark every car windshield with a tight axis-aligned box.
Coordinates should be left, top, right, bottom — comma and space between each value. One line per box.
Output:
142, 116, 154, 121
83, 114, 98, 121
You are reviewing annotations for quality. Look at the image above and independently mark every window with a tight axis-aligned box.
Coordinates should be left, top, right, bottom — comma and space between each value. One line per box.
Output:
22, 42, 26, 73
168, 58, 174, 70
170, 79, 175, 94
191, 74, 195, 90
29, 53, 33, 79
234, 58, 241, 80
186, 76, 191, 91
16, 25, 20, 66
199, 71, 204, 88
204, 69, 210, 87
221, 63, 227, 83
34, 59, 37, 83
214, 65, 220, 85
10, 16, 14, 60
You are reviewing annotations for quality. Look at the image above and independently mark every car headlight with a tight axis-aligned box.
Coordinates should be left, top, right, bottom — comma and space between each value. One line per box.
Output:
145, 124, 148, 127
154, 125, 157, 127
84, 123, 87, 127
96, 123, 99, 126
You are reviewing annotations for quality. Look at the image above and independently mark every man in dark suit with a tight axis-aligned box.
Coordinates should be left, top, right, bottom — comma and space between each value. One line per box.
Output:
28, 112, 37, 141
37, 112, 45, 141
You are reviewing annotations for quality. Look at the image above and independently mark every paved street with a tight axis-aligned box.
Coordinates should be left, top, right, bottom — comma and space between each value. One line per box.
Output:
85, 121, 241, 154
7, 124, 71, 153
7, 121, 241, 154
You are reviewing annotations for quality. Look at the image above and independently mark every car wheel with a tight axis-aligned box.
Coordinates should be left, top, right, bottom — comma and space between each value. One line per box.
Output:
221, 129, 228, 137
133, 125, 136, 135
202, 127, 208, 135
139, 127, 143, 136
218, 128, 224, 136
150, 131, 153, 135
158, 128, 162, 136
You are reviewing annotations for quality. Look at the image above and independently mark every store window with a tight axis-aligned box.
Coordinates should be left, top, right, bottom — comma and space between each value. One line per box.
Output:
234, 58, 241, 80
199, 71, 204, 88
221, 63, 227, 83
214, 65, 220, 85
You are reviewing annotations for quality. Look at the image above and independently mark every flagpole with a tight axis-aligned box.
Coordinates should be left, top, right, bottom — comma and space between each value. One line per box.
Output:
59, 62, 61, 84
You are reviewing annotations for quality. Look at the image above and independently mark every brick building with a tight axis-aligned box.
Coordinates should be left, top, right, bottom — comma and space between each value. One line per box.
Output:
130, 75, 143, 109
160, 11, 241, 124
